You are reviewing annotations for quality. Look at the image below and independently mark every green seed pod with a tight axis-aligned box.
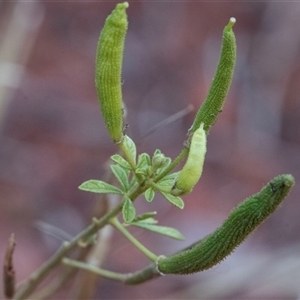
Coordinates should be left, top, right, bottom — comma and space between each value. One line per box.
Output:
171, 123, 207, 196
95, 2, 129, 143
158, 174, 295, 275
190, 17, 236, 134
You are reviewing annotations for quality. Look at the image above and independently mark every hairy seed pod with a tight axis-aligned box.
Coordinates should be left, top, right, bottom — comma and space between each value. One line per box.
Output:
190, 17, 236, 134
95, 2, 129, 143
158, 174, 295, 274
171, 123, 207, 196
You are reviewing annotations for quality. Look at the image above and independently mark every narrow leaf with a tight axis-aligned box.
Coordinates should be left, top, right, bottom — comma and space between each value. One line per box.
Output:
156, 179, 173, 192
122, 197, 136, 223
160, 172, 179, 182
111, 154, 131, 170
135, 167, 148, 176
161, 157, 171, 169
79, 180, 123, 194
132, 212, 157, 223
155, 172, 180, 193
111, 164, 129, 191
161, 192, 184, 209
134, 217, 158, 224
153, 149, 161, 155
128, 177, 138, 190
123, 135, 136, 165
144, 188, 155, 202
137, 153, 151, 169
131, 222, 185, 240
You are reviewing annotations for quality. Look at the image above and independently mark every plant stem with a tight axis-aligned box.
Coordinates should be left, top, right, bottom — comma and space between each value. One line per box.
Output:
123, 263, 161, 285
62, 258, 161, 285
109, 217, 158, 262
13, 202, 123, 300
62, 258, 125, 282
13, 137, 188, 299
13, 175, 153, 299
29, 266, 76, 300
62, 258, 163, 285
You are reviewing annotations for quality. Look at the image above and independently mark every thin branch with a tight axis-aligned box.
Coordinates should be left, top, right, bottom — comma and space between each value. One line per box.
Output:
3, 234, 16, 299
109, 217, 158, 262
29, 266, 76, 300
62, 258, 125, 282
62, 258, 162, 285
12, 202, 123, 300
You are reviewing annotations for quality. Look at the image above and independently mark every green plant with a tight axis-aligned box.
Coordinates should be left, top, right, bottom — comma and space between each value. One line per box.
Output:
4, 2, 295, 299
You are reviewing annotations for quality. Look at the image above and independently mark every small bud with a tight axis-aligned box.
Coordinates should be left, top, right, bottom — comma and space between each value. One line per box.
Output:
152, 154, 166, 170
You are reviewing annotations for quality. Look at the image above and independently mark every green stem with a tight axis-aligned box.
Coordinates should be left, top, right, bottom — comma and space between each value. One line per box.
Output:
109, 217, 158, 262
13, 130, 190, 300
29, 266, 76, 300
62, 258, 125, 282
12, 201, 122, 300
62, 258, 161, 285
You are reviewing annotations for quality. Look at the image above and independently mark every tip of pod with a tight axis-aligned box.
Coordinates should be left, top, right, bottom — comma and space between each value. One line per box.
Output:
225, 17, 236, 31
116, 2, 129, 10
230, 17, 236, 24
281, 174, 295, 187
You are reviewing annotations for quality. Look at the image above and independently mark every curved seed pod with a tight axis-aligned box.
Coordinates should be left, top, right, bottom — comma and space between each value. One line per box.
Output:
171, 123, 207, 196
190, 17, 236, 134
158, 174, 295, 274
95, 2, 129, 143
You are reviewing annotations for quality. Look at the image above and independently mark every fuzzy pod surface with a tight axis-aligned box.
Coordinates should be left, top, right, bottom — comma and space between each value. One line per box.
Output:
95, 2, 129, 143
172, 123, 207, 196
190, 17, 236, 134
159, 174, 295, 274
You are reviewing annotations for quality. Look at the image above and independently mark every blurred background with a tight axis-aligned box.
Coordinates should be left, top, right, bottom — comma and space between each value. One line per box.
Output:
1, 1, 300, 299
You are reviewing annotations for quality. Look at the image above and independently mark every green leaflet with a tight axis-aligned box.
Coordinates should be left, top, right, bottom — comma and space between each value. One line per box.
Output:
95, 2, 129, 143
158, 174, 295, 274
131, 212, 157, 223
79, 180, 123, 195
161, 192, 184, 209
122, 135, 137, 166
122, 197, 136, 223
130, 220, 185, 241
144, 188, 155, 202
110, 164, 130, 191
190, 17, 236, 134
111, 154, 131, 170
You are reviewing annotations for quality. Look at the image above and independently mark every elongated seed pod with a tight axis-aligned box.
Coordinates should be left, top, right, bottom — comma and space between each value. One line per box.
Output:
171, 123, 207, 196
190, 17, 236, 134
95, 2, 129, 143
158, 174, 295, 274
